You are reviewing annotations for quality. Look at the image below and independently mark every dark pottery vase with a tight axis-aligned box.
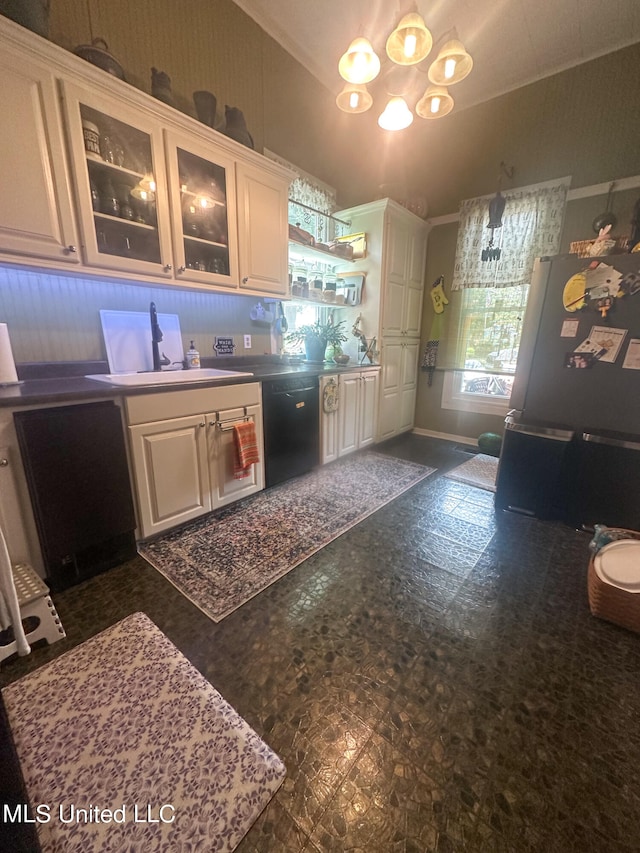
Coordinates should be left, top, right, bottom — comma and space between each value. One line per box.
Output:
193, 91, 217, 127
151, 68, 176, 108
222, 105, 254, 149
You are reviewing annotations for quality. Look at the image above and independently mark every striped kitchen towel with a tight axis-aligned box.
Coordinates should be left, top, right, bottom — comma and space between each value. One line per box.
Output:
233, 420, 260, 479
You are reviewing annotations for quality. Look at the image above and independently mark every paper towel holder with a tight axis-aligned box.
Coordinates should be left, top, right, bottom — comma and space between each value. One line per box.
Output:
0, 322, 23, 386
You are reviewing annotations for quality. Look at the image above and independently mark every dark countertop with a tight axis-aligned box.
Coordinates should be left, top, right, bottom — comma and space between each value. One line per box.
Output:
0, 358, 380, 408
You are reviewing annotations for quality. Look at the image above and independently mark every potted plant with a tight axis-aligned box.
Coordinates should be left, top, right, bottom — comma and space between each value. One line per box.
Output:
286, 319, 348, 363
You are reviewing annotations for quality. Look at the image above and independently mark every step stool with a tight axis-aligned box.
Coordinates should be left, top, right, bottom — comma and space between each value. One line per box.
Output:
0, 563, 65, 662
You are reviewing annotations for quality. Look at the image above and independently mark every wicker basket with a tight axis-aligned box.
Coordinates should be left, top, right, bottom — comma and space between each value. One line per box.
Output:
570, 236, 629, 258
587, 529, 640, 633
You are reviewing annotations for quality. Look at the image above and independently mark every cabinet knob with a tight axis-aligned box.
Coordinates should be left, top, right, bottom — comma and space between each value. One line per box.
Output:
163, 263, 172, 272
65, 245, 77, 254
209, 420, 216, 427
199, 422, 206, 428
242, 276, 249, 284
178, 265, 186, 274
0, 458, 8, 467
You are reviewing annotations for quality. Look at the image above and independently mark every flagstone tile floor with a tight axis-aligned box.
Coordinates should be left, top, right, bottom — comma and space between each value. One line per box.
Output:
3, 434, 640, 852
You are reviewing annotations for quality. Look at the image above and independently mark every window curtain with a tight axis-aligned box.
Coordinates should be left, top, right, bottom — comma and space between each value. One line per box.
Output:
451, 176, 571, 291
263, 149, 343, 242
427, 176, 571, 373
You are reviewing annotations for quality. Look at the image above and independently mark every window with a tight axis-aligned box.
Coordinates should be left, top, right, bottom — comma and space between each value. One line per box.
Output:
442, 176, 570, 415
442, 283, 529, 415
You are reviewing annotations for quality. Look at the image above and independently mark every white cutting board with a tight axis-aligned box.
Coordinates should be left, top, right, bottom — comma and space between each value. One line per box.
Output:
99, 310, 185, 374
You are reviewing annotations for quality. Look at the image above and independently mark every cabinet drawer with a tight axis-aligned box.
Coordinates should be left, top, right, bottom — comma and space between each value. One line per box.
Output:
125, 382, 261, 424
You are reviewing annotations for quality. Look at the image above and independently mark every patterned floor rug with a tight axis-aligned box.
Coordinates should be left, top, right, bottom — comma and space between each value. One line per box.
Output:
444, 453, 499, 492
139, 451, 435, 622
2, 613, 286, 852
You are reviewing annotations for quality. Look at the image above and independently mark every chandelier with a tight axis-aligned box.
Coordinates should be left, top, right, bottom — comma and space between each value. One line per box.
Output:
335, 11, 473, 131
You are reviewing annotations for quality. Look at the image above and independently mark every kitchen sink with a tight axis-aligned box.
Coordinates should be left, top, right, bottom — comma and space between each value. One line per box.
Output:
85, 368, 254, 386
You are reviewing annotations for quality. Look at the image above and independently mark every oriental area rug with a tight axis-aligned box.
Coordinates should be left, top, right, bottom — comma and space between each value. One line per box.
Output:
444, 452, 499, 492
139, 451, 435, 622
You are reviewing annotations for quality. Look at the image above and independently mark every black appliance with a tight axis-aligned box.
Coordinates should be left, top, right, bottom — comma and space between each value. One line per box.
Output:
565, 431, 640, 530
14, 401, 137, 590
495, 414, 573, 519
262, 376, 319, 487
496, 253, 640, 529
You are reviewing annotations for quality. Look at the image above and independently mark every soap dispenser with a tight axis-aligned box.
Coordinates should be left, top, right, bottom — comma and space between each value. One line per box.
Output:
186, 340, 201, 368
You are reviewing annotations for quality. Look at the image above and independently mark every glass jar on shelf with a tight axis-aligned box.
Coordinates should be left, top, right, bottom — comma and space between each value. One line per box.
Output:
291, 262, 308, 298
309, 264, 324, 298
323, 271, 337, 304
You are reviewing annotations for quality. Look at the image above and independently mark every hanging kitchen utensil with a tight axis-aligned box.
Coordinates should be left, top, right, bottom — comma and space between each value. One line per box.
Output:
481, 162, 513, 262
275, 301, 288, 335
481, 192, 505, 261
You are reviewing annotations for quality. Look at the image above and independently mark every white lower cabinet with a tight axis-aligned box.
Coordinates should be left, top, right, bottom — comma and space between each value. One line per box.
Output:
209, 403, 263, 507
321, 371, 379, 464
129, 414, 211, 536
378, 339, 420, 441
126, 384, 263, 538
337, 372, 361, 457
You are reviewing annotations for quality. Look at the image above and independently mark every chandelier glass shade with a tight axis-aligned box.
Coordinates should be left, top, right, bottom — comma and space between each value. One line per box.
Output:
428, 39, 473, 85
385, 13, 432, 65
416, 85, 454, 119
336, 14, 472, 129
336, 82, 373, 113
338, 37, 381, 84
378, 96, 414, 131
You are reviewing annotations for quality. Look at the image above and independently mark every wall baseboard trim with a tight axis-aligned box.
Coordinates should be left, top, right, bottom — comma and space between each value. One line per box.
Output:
412, 428, 478, 446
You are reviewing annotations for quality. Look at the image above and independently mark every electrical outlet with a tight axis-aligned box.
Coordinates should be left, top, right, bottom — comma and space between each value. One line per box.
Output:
244, 335, 252, 349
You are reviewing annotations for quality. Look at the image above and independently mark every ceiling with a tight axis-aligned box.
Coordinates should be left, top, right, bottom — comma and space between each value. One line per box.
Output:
232, 0, 640, 114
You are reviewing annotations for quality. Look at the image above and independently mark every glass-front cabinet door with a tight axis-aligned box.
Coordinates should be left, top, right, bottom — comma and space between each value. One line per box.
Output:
164, 130, 238, 288
61, 81, 173, 278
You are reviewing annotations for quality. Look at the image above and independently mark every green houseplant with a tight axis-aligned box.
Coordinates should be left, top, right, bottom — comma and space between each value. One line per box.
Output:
286, 319, 348, 363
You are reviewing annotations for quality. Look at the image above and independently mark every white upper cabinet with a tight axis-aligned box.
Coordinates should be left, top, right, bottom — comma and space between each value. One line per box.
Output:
164, 129, 239, 288
0, 44, 78, 264
403, 228, 427, 337
381, 208, 427, 338
236, 161, 289, 295
61, 80, 175, 279
0, 17, 293, 296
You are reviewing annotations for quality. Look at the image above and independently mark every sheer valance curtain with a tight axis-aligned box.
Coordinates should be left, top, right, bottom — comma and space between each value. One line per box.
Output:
432, 176, 571, 373
264, 148, 343, 242
451, 176, 572, 291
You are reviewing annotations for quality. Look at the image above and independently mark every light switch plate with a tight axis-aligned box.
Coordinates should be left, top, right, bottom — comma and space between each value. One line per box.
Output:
244, 335, 252, 349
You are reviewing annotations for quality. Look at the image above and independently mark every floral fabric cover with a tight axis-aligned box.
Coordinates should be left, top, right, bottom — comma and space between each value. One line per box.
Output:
1, 612, 286, 852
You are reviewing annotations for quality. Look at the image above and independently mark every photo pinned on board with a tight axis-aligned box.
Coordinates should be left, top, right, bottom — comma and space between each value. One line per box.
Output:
564, 351, 597, 369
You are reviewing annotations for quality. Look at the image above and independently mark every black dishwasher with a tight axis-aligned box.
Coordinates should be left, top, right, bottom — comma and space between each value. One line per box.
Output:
14, 401, 137, 591
262, 376, 319, 488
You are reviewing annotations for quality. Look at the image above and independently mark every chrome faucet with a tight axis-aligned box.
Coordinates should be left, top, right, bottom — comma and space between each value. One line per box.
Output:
150, 302, 169, 371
